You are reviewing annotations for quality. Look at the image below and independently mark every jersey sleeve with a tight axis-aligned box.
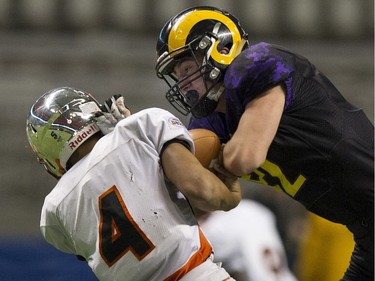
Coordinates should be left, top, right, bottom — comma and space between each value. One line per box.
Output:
224, 42, 294, 108
188, 112, 230, 143
116, 107, 194, 155
40, 200, 76, 254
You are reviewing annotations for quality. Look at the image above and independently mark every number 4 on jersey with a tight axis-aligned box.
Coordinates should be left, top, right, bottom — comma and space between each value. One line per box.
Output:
99, 186, 155, 267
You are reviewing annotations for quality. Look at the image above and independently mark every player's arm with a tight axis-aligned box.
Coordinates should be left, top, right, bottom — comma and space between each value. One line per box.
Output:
161, 141, 241, 212
223, 85, 285, 176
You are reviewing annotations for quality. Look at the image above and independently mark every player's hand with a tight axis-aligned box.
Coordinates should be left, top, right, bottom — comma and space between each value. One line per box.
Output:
213, 145, 240, 193
101, 94, 131, 119
94, 111, 118, 135
213, 162, 240, 192
95, 95, 132, 135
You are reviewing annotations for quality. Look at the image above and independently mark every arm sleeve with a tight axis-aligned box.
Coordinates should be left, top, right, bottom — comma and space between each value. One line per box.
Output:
224, 42, 293, 108
40, 202, 76, 254
160, 139, 191, 158
125, 107, 195, 155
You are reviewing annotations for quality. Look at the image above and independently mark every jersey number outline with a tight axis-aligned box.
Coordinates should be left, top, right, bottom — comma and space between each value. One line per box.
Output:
242, 160, 306, 196
99, 185, 155, 267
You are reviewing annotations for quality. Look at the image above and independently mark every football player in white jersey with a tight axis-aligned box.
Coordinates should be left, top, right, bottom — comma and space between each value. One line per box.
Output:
104, 94, 298, 281
196, 199, 298, 281
26, 87, 241, 281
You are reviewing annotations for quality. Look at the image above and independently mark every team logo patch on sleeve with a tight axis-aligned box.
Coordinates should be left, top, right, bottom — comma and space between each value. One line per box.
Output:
168, 117, 184, 128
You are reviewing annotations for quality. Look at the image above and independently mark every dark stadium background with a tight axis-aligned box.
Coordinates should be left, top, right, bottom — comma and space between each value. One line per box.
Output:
0, 1, 373, 280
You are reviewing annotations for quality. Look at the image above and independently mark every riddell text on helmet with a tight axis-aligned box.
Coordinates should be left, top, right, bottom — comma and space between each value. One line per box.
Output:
68, 124, 99, 150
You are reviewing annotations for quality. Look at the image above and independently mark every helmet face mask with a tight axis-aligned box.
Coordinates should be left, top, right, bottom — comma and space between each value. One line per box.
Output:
160, 45, 221, 117
26, 87, 102, 179
156, 6, 248, 118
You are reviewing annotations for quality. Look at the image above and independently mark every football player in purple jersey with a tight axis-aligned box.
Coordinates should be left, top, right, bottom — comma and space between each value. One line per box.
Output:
155, 6, 374, 281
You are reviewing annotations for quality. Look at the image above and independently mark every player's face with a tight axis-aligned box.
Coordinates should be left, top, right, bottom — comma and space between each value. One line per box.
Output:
173, 57, 212, 99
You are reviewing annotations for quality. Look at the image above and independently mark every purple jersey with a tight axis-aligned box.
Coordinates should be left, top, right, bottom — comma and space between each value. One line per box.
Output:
188, 42, 374, 228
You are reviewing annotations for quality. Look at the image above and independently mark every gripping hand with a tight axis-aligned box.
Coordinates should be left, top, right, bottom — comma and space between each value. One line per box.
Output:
101, 94, 131, 119
95, 95, 131, 134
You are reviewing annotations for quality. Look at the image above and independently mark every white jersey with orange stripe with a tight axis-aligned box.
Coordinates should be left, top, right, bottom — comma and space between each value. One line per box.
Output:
40, 108, 216, 281
198, 200, 297, 281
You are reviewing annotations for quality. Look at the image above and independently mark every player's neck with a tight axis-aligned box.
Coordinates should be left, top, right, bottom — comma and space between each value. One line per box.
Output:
66, 133, 103, 170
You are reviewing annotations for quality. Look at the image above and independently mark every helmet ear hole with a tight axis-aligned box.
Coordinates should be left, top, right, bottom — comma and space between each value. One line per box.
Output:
220, 47, 230, 55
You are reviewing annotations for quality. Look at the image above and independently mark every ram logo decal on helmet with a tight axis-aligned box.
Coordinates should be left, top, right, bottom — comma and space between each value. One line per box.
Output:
167, 9, 246, 67
156, 6, 249, 118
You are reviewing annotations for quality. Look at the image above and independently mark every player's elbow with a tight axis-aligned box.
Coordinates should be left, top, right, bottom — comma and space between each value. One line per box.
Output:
224, 147, 266, 176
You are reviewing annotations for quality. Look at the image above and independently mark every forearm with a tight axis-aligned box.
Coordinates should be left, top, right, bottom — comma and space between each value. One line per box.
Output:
182, 171, 241, 212
162, 142, 241, 212
223, 86, 285, 176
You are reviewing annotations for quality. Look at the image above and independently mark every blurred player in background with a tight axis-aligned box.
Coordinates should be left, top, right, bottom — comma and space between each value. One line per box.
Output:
26, 87, 241, 281
196, 199, 298, 281
155, 6, 374, 281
